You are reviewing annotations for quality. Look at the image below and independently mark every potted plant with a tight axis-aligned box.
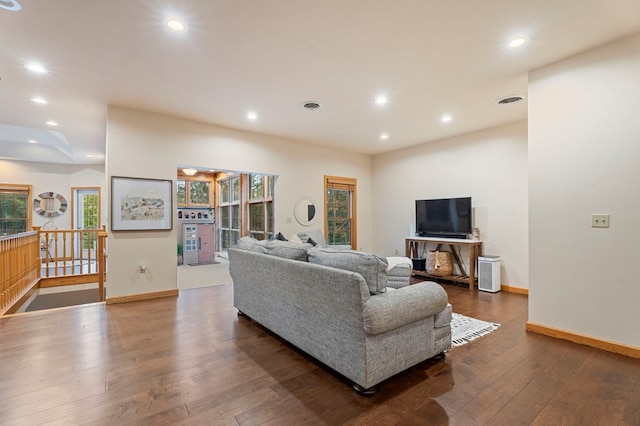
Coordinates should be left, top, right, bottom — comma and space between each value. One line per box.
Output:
177, 244, 183, 265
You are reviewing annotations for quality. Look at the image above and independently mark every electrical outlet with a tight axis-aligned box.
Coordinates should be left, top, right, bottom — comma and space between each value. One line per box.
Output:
591, 214, 610, 228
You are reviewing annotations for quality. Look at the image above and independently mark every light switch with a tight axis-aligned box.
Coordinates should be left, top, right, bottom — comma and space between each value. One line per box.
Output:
591, 214, 610, 228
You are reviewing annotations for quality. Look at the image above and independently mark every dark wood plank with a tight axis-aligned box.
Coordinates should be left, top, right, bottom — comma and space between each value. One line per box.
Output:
1, 280, 640, 425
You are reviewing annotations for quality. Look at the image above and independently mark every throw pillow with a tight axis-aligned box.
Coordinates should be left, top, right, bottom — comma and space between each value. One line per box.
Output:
288, 233, 303, 244
297, 229, 327, 247
273, 232, 288, 241
307, 247, 388, 294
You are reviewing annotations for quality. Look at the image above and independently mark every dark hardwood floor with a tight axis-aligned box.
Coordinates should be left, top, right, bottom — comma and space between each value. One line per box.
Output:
1, 280, 639, 425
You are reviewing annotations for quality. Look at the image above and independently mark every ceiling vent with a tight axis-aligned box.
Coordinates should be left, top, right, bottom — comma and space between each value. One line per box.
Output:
302, 102, 321, 110
496, 95, 524, 105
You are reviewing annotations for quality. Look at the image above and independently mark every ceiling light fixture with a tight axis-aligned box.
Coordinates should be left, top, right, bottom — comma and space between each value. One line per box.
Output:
441, 115, 452, 123
380, 133, 389, 140
166, 19, 185, 32
374, 96, 388, 105
182, 168, 198, 176
25, 62, 48, 74
247, 111, 258, 120
86, 154, 94, 158
28, 139, 37, 143
508, 37, 527, 48
31, 97, 47, 104
46, 121, 58, 126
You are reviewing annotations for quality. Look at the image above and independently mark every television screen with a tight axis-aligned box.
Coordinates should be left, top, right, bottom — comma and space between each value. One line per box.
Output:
415, 197, 472, 238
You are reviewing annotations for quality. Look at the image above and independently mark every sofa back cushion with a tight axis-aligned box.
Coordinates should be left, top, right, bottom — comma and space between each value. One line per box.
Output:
263, 240, 313, 261
236, 237, 311, 261
308, 247, 388, 294
237, 236, 267, 252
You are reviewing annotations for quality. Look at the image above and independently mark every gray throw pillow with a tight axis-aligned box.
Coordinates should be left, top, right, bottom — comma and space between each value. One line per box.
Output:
297, 229, 327, 247
307, 247, 388, 294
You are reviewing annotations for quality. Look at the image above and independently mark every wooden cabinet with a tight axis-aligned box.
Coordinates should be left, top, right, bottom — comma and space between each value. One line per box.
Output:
405, 237, 483, 290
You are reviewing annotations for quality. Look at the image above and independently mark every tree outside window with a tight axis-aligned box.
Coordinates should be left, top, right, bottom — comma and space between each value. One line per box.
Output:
0, 185, 31, 236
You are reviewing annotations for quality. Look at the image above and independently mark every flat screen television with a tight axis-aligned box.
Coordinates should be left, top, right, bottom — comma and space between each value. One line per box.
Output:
415, 197, 472, 238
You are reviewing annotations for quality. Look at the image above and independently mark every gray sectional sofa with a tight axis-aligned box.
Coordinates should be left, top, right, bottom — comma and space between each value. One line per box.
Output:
228, 238, 452, 394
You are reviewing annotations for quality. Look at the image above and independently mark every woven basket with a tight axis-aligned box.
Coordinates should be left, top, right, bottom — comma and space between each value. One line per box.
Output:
426, 251, 453, 276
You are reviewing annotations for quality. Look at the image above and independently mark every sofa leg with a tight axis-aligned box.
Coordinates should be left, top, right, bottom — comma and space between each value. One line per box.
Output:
237, 310, 245, 316
432, 352, 446, 361
352, 383, 379, 396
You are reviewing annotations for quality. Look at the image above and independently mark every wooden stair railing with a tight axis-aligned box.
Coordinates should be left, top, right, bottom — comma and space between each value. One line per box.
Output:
0, 231, 40, 315
0, 227, 108, 315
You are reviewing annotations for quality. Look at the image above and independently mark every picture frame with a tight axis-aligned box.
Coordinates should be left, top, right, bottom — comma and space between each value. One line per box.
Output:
111, 176, 173, 231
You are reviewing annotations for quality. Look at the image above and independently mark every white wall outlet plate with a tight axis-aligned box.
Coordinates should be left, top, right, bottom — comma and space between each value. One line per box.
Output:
591, 214, 610, 228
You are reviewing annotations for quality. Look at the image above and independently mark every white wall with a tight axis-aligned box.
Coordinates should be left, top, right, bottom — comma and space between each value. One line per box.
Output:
529, 33, 640, 347
372, 121, 529, 289
106, 106, 372, 299
0, 160, 106, 229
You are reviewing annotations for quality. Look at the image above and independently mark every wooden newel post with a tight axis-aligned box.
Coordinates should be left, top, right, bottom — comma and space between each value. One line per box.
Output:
97, 230, 108, 302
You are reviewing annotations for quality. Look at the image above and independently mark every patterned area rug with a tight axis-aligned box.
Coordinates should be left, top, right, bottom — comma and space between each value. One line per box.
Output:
451, 313, 500, 347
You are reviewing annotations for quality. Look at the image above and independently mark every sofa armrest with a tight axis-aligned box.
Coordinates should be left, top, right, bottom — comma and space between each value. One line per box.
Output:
362, 281, 448, 335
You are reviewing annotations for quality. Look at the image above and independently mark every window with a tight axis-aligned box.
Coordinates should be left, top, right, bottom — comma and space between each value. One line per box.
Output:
0, 184, 32, 236
217, 173, 276, 251
72, 187, 101, 251
247, 174, 274, 240
324, 176, 357, 249
177, 178, 211, 206
218, 175, 241, 250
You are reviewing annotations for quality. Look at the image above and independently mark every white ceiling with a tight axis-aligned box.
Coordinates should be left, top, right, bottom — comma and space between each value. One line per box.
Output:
1, 1, 639, 165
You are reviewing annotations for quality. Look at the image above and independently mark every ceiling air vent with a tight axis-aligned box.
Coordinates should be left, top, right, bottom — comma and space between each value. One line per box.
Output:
302, 102, 321, 110
496, 95, 524, 105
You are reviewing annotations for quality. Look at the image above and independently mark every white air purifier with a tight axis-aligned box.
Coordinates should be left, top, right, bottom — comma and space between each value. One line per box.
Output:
478, 255, 501, 292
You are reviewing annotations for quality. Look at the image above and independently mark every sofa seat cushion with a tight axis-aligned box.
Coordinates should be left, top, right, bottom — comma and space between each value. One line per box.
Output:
308, 247, 388, 294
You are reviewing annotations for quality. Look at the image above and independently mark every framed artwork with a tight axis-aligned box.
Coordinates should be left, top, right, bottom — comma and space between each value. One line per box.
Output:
111, 176, 172, 231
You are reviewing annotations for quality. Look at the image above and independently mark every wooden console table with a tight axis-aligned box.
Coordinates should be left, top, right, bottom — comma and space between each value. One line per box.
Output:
405, 236, 483, 290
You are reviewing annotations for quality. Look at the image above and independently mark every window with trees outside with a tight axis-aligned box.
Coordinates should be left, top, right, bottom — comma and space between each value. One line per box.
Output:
248, 174, 274, 241
72, 187, 100, 251
177, 179, 211, 207
0, 184, 32, 236
324, 176, 357, 249
218, 175, 241, 250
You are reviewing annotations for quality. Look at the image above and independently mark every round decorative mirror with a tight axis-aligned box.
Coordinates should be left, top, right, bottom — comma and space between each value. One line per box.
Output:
33, 192, 68, 218
294, 197, 317, 226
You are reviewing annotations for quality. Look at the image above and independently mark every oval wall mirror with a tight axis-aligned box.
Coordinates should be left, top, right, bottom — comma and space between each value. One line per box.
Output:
294, 197, 317, 226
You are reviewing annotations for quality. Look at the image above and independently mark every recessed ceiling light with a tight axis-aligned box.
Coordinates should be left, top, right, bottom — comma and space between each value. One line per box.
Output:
247, 111, 258, 120
31, 97, 47, 104
46, 121, 58, 126
508, 37, 527, 48
441, 115, 452, 123
86, 154, 94, 158
166, 19, 185, 32
28, 139, 37, 144
380, 133, 389, 140
374, 96, 388, 105
25, 62, 48, 74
